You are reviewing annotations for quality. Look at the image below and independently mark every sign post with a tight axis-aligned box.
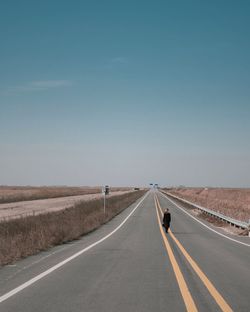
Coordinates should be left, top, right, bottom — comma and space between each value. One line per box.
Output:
104, 193, 106, 215
102, 185, 109, 215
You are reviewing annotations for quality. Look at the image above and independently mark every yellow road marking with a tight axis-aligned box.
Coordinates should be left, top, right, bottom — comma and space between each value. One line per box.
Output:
154, 196, 198, 312
155, 194, 233, 312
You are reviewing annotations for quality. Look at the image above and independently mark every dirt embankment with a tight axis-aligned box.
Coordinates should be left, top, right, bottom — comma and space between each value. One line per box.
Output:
0, 190, 134, 221
164, 187, 250, 222
0, 186, 132, 204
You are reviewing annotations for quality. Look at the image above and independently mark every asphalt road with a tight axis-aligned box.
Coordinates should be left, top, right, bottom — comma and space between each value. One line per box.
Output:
0, 190, 249, 311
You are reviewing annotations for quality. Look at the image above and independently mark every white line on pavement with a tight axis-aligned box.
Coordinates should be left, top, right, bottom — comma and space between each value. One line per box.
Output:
159, 192, 250, 247
0, 192, 149, 304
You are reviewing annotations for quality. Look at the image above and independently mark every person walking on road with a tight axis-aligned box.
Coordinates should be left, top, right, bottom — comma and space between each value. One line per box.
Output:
163, 208, 171, 233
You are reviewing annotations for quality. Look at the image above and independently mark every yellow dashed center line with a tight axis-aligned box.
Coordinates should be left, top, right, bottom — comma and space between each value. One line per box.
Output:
155, 194, 233, 312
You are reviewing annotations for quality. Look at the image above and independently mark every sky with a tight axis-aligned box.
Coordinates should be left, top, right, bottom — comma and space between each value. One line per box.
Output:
0, 0, 250, 187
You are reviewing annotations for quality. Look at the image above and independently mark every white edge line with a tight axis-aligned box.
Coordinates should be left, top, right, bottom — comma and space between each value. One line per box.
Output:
159, 192, 250, 247
0, 192, 149, 304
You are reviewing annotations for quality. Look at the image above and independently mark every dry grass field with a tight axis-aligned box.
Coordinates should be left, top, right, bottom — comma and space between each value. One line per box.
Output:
0, 186, 131, 204
165, 187, 250, 222
0, 190, 134, 221
0, 190, 146, 266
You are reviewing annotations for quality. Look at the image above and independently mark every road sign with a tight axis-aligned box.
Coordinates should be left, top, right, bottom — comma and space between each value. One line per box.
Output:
102, 185, 109, 215
104, 185, 109, 195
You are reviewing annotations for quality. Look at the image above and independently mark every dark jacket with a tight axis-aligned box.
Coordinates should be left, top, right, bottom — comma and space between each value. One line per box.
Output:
163, 212, 171, 225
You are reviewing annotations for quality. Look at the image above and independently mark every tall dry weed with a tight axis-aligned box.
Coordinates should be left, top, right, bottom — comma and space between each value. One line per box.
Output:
0, 186, 102, 204
166, 188, 250, 222
0, 190, 146, 266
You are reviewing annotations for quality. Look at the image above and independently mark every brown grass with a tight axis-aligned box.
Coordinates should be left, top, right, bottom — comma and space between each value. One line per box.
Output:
164, 187, 250, 222
0, 190, 146, 266
0, 186, 132, 204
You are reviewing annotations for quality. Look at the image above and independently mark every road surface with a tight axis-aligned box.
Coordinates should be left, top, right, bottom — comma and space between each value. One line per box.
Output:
0, 190, 249, 311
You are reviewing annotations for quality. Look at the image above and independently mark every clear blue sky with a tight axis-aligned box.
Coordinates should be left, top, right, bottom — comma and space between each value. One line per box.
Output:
0, 0, 250, 187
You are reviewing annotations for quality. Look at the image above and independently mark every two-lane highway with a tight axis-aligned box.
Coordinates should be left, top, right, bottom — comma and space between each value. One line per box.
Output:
156, 191, 250, 311
0, 190, 249, 311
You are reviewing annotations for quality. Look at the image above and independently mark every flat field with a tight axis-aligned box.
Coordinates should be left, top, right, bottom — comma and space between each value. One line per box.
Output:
0, 186, 131, 204
165, 187, 250, 222
0, 186, 133, 221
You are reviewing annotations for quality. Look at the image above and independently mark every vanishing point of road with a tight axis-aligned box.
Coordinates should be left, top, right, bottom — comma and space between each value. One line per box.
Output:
0, 190, 249, 311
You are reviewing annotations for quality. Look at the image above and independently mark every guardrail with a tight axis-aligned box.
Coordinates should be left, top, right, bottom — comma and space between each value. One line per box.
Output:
160, 190, 250, 234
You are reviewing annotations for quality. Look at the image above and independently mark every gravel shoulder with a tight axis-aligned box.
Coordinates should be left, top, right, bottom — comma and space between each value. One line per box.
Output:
0, 191, 133, 221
